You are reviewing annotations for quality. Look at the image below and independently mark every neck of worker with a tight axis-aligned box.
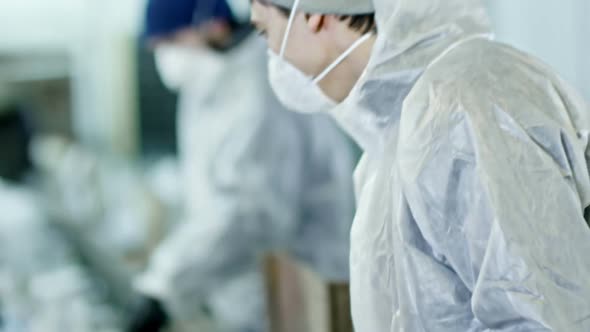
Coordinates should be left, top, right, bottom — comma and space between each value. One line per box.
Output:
321, 33, 396, 156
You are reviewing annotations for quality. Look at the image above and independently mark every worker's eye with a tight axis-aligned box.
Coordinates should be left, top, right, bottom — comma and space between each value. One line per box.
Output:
250, 22, 267, 38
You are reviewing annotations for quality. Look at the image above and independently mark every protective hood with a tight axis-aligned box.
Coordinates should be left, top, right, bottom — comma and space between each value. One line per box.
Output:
331, 0, 492, 153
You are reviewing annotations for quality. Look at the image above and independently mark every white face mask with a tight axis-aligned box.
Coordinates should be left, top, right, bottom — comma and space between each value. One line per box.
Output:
155, 45, 225, 92
268, 50, 337, 113
267, 0, 373, 114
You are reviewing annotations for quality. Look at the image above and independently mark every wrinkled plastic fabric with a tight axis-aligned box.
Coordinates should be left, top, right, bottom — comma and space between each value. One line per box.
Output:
329, 0, 590, 331
135, 36, 355, 331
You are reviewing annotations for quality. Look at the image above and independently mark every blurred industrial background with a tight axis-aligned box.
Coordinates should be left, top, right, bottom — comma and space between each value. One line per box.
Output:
0, 0, 588, 331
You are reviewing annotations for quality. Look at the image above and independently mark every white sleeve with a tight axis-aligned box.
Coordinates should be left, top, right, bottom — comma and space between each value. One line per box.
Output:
398, 90, 590, 331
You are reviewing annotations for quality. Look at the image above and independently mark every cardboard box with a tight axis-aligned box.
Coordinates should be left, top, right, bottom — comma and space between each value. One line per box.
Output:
265, 254, 353, 332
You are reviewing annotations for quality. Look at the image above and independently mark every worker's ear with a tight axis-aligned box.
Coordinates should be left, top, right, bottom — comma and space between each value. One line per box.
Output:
305, 13, 325, 33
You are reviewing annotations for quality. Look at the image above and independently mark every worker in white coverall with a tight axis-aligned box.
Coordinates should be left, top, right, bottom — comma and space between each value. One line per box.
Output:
251, 0, 590, 330
127, 0, 355, 331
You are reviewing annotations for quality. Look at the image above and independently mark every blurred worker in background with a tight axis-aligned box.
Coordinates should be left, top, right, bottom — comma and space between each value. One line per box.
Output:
252, 0, 590, 331
128, 0, 356, 331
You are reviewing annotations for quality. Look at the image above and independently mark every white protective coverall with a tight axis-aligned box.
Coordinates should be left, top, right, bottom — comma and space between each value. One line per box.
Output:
322, 0, 590, 331
135, 35, 355, 331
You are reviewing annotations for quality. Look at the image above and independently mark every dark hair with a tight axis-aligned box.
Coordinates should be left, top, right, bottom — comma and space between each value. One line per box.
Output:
274, 5, 376, 34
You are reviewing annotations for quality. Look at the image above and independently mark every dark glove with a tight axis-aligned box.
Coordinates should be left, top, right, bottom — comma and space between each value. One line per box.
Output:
127, 296, 170, 332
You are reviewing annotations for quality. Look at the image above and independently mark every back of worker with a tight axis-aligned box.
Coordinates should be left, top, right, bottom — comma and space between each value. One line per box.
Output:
129, 0, 355, 331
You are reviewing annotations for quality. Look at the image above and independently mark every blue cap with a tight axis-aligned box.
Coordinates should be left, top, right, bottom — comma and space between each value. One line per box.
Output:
144, 0, 235, 40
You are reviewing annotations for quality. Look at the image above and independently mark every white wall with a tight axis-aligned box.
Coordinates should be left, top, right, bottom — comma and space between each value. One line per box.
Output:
0, 0, 146, 157
0, 0, 85, 51
485, 0, 590, 101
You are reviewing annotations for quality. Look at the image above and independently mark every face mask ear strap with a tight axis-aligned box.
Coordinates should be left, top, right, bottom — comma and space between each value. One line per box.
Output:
279, 0, 302, 57
313, 32, 373, 84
